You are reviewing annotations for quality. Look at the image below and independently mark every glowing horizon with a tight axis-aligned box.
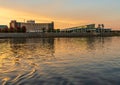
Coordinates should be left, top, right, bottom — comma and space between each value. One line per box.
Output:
0, 0, 120, 29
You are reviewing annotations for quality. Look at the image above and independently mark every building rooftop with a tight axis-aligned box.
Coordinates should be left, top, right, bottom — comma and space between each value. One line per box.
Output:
0, 25, 8, 29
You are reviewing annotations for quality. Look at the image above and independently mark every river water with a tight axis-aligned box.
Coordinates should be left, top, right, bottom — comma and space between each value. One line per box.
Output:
0, 37, 120, 85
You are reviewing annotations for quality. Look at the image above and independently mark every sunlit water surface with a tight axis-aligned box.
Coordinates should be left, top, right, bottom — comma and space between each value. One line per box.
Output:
0, 37, 120, 85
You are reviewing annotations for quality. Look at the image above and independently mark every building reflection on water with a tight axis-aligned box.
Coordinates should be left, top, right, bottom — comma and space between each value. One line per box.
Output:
9, 38, 55, 64
0, 37, 112, 67
0, 37, 112, 71
0, 37, 112, 59
0, 37, 119, 85
85, 37, 112, 50
59, 37, 111, 51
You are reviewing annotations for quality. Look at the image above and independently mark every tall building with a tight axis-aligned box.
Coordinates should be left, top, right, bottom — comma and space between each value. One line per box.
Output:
10, 20, 54, 32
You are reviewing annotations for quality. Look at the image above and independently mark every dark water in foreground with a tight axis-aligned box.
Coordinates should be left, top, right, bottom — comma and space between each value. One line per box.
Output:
0, 37, 120, 85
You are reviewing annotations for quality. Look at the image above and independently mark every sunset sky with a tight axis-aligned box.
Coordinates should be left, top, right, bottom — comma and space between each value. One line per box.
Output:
0, 0, 120, 29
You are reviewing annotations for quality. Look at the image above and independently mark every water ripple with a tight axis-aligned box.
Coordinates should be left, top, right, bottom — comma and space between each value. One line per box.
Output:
0, 37, 120, 85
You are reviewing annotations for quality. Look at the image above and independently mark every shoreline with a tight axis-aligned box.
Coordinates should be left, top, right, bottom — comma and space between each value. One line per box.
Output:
0, 32, 120, 38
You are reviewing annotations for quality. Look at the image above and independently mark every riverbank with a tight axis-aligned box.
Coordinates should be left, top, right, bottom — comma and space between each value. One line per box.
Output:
0, 32, 120, 38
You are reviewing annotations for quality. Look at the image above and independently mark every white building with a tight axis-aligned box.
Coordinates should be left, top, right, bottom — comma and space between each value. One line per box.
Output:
10, 20, 54, 32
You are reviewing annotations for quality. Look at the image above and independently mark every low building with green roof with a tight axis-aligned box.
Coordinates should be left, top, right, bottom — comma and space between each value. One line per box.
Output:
0, 25, 8, 29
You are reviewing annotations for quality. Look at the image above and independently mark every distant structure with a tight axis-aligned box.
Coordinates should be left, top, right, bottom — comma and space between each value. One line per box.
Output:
97, 24, 104, 29
61, 24, 111, 33
0, 25, 8, 29
10, 20, 54, 32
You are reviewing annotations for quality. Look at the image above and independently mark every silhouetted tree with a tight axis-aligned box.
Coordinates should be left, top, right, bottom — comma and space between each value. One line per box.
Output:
21, 26, 26, 32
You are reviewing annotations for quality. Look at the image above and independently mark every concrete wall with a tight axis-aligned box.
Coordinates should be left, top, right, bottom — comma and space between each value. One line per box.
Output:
0, 32, 119, 38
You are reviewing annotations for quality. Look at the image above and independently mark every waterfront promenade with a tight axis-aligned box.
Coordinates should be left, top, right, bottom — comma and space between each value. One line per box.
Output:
0, 32, 120, 38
